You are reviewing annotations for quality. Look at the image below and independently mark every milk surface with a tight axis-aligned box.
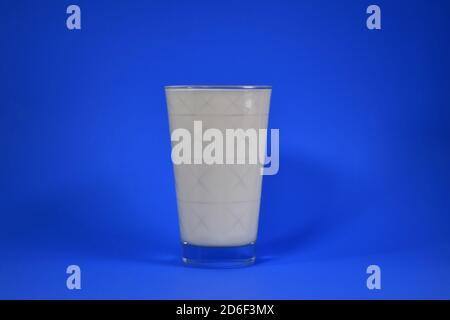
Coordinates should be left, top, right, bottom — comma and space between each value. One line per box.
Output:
166, 88, 271, 246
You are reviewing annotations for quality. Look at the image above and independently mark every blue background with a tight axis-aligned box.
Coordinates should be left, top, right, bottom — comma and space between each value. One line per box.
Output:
1, 0, 450, 299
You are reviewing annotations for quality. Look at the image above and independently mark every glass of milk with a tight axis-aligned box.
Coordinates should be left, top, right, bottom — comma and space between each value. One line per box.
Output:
165, 85, 271, 267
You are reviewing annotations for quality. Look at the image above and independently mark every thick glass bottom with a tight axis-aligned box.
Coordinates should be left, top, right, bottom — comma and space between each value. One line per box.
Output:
181, 242, 256, 268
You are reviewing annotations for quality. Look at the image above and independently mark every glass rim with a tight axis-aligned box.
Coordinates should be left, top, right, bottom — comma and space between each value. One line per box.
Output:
165, 85, 272, 90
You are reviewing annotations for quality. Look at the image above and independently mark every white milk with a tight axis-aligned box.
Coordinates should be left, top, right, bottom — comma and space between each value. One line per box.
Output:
166, 87, 271, 247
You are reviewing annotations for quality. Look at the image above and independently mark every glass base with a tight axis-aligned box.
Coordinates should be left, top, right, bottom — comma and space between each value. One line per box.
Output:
181, 242, 256, 268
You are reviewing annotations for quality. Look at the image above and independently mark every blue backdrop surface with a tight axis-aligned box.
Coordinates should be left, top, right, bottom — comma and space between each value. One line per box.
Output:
1, 0, 450, 299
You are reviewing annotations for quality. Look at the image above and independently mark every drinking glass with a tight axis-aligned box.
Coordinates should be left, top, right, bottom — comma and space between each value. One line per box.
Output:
165, 85, 271, 267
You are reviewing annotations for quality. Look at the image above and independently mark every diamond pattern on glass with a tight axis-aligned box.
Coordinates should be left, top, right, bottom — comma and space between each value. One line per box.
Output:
178, 200, 260, 246
167, 90, 270, 115
167, 88, 270, 246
